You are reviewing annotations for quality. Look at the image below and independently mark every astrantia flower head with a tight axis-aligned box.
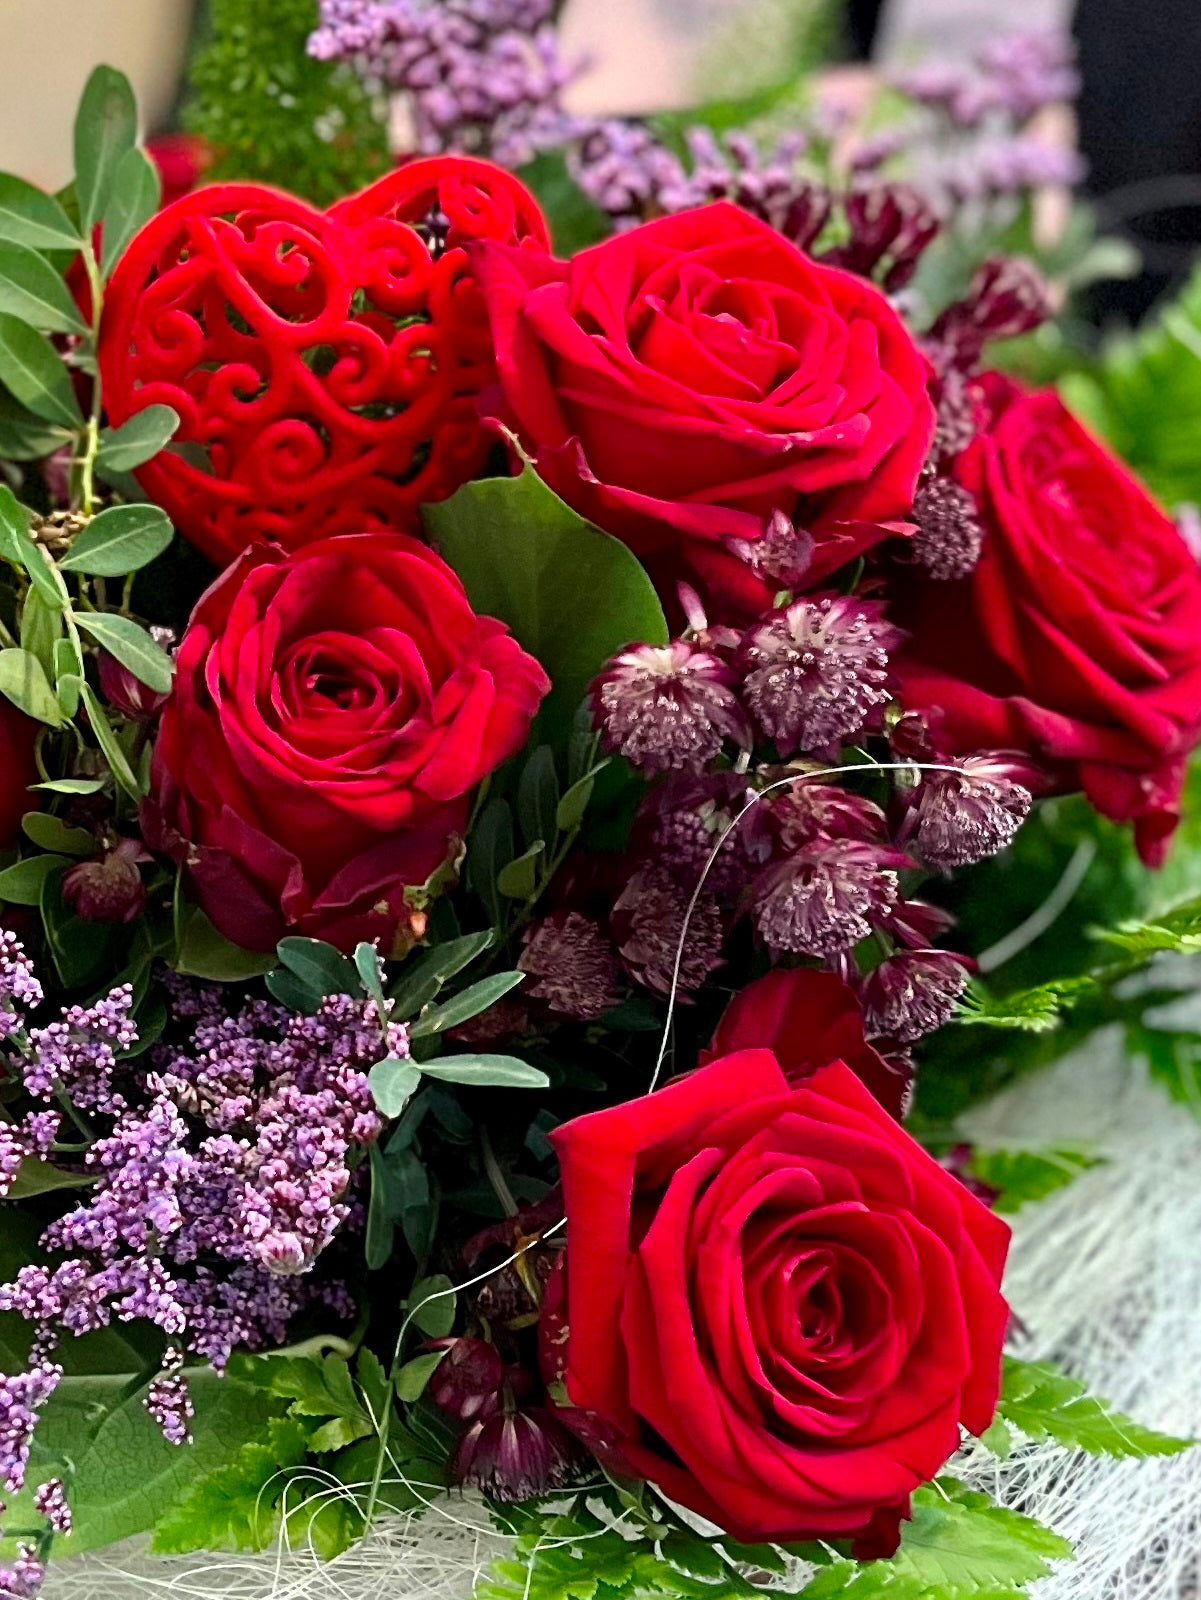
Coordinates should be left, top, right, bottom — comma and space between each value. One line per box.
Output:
910, 755, 1034, 868
930, 257, 1051, 370
637, 773, 772, 897
726, 509, 815, 593
770, 782, 888, 852
741, 597, 902, 756
753, 839, 911, 959
591, 640, 750, 775
912, 478, 985, 580
861, 949, 973, 1043
612, 866, 724, 997
519, 912, 621, 1022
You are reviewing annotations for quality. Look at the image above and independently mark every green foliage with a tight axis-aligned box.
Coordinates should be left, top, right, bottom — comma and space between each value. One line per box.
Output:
954, 977, 1096, 1034
966, 1148, 1101, 1213
996, 1359, 1193, 1458
151, 1416, 312, 1554
1061, 263, 1201, 509
184, 0, 391, 205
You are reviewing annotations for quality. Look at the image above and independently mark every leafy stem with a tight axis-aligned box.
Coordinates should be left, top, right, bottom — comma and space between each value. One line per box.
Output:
77, 242, 105, 518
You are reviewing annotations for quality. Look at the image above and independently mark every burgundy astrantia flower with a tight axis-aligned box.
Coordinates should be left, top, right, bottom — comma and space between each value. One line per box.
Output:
753, 837, 911, 959
861, 949, 973, 1044
590, 639, 750, 776
518, 911, 622, 1022
635, 772, 772, 898
904, 754, 1034, 870
611, 865, 724, 997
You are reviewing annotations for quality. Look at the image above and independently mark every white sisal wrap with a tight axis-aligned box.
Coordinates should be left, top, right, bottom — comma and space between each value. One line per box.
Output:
43, 1032, 1201, 1600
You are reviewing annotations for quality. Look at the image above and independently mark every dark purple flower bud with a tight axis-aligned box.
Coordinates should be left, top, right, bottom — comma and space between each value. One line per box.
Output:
930, 258, 1052, 369
611, 866, 724, 998
428, 1337, 506, 1423
61, 840, 147, 924
912, 477, 985, 580
910, 755, 1034, 868
450, 1402, 579, 1500
861, 949, 972, 1043
33, 1478, 71, 1535
726, 509, 815, 593
939, 1141, 1001, 1205
741, 596, 901, 755
770, 782, 888, 851
780, 183, 833, 251
880, 898, 956, 950
927, 363, 982, 465
753, 839, 910, 959
637, 772, 772, 897
97, 648, 170, 721
591, 640, 751, 775
518, 911, 622, 1022
821, 183, 940, 291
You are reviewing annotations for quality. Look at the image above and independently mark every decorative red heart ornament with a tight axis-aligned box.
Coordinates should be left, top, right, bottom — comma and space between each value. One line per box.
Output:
98, 157, 549, 567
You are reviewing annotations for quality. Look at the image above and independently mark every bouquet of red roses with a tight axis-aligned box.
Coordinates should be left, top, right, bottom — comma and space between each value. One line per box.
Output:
0, 57, 1193, 1600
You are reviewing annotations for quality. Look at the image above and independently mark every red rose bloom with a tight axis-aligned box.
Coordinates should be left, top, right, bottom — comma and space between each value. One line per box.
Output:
894, 377, 1201, 866
145, 532, 548, 952
707, 966, 911, 1118
471, 203, 935, 616
0, 702, 37, 848
550, 1049, 1009, 1551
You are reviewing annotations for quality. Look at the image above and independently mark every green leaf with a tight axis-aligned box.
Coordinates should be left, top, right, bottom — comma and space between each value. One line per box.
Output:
4, 1156, 93, 1199
394, 1350, 447, 1403
0, 646, 63, 725
0, 174, 81, 252
274, 936, 358, 999
410, 971, 526, 1038
0, 853, 71, 904
517, 746, 560, 853
419, 1053, 549, 1089
426, 465, 668, 753
354, 940, 388, 1015
0, 489, 66, 611
74, 64, 139, 234
21, 586, 63, 674
408, 1273, 455, 1338
174, 902, 275, 981
496, 841, 544, 902
97, 404, 179, 471
999, 1357, 1193, 1457
22, 810, 95, 855
467, 796, 515, 928
33, 775, 106, 795
368, 1056, 423, 1118
887, 1479, 1072, 1594
953, 976, 1096, 1033
24, 1369, 283, 1554
0, 313, 83, 426
0, 244, 89, 335
79, 679, 142, 798
556, 762, 608, 833
75, 611, 174, 694
151, 1415, 311, 1555
967, 1147, 1102, 1213
60, 503, 174, 576
0, 385, 71, 460
388, 930, 495, 1016
100, 147, 161, 277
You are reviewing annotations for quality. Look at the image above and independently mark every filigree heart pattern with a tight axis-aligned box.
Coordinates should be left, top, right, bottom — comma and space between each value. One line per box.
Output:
98, 157, 550, 568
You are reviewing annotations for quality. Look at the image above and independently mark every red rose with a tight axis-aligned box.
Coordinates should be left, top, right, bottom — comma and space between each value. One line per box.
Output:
471, 203, 935, 616
707, 966, 911, 1118
550, 1049, 1008, 1551
0, 702, 37, 848
894, 377, 1201, 866
146, 532, 548, 952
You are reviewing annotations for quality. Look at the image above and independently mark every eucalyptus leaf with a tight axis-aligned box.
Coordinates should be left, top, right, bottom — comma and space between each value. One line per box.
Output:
61, 503, 174, 576
555, 762, 608, 833
366, 1144, 395, 1270
0, 646, 63, 725
0, 243, 89, 335
354, 941, 388, 1016
0, 174, 81, 252
56, 671, 82, 720
74, 64, 138, 234
100, 146, 161, 277
495, 841, 543, 902
417, 1053, 549, 1089
466, 796, 514, 928
5, 1157, 94, 1199
368, 1056, 423, 1118
0, 853, 72, 905
388, 930, 495, 1017
0, 313, 84, 427
75, 611, 174, 694
97, 404, 179, 471
410, 971, 526, 1038
79, 680, 143, 798
33, 775, 106, 795
0, 484, 66, 609
20, 586, 63, 675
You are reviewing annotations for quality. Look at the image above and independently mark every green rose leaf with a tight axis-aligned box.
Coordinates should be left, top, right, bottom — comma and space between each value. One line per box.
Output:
425, 465, 668, 754
97, 404, 180, 471
0, 243, 89, 335
100, 146, 161, 277
0, 313, 84, 427
75, 610, 174, 693
0, 173, 81, 252
61, 503, 174, 576
0, 646, 64, 725
74, 64, 139, 234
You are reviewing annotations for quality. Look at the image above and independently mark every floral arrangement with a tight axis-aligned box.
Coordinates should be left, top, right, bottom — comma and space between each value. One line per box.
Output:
0, 35, 1196, 1600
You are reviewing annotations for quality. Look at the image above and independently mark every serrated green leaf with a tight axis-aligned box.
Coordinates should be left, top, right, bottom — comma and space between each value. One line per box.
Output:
100, 146, 161, 277
887, 1479, 1072, 1594
410, 971, 525, 1038
0, 646, 63, 725
151, 1415, 311, 1555
0, 243, 88, 335
968, 1147, 1102, 1213
0, 313, 83, 426
0, 174, 81, 252
418, 1053, 549, 1089
75, 611, 174, 693
999, 1357, 1193, 1457
75, 65, 139, 234
97, 404, 179, 471
61, 503, 173, 576
953, 976, 1096, 1033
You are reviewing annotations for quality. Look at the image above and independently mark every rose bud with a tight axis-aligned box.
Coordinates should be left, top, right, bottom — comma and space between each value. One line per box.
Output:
61, 840, 148, 924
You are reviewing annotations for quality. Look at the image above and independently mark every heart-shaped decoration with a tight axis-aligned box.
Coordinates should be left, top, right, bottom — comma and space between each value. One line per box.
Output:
99, 157, 549, 567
